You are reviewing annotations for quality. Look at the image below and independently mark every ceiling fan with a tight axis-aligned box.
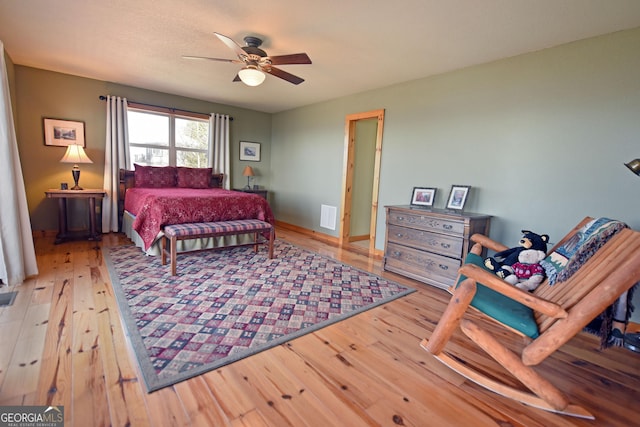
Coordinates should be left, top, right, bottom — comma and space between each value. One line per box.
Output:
183, 32, 312, 86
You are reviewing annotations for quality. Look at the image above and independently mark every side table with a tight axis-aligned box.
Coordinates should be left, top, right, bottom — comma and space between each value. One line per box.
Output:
234, 188, 268, 200
45, 189, 106, 244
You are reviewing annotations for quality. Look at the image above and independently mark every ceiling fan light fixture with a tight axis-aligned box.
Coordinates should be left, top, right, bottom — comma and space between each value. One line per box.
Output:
238, 66, 266, 86
187, 33, 310, 85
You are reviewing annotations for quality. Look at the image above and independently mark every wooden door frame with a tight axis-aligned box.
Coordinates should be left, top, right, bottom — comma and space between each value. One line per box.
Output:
339, 109, 385, 254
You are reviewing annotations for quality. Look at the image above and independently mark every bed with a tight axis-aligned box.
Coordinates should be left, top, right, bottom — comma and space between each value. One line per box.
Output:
118, 165, 275, 255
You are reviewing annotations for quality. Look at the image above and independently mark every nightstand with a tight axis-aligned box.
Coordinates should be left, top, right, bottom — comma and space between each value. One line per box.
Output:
234, 188, 268, 200
45, 189, 106, 244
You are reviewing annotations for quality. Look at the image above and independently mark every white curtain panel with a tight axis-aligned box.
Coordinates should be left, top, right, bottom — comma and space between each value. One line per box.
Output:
102, 96, 130, 233
209, 113, 230, 189
0, 40, 38, 285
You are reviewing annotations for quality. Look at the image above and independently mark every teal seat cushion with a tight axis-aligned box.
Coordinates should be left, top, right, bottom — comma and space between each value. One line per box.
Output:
458, 253, 539, 339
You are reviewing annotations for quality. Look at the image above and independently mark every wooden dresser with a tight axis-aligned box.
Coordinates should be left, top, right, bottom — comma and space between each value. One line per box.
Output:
383, 206, 491, 290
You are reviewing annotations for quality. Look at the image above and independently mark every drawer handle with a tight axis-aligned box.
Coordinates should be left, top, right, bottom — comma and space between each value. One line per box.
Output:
395, 233, 404, 238
439, 264, 448, 270
393, 251, 401, 256
441, 243, 451, 249
443, 224, 453, 230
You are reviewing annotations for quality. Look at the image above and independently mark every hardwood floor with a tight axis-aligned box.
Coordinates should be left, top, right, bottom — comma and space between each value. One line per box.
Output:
0, 228, 638, 426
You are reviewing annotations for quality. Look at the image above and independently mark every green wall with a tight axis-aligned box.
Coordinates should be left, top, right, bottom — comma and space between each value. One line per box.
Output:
271, 27, 640, 250
12, 66, 271, 232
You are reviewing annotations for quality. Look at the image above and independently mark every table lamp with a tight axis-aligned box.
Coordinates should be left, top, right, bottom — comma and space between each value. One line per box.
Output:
624, 158, 640, 177
242, 165, 255, 189
60, 144, 93, 190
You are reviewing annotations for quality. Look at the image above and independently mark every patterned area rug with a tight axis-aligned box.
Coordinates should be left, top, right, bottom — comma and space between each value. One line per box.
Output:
104, 240, 414, 392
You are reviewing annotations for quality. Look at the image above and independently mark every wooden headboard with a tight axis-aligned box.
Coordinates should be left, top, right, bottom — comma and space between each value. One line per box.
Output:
117, 168, 224, 231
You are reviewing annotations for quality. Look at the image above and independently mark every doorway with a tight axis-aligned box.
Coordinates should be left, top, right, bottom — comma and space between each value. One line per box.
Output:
339, 109, 385, 255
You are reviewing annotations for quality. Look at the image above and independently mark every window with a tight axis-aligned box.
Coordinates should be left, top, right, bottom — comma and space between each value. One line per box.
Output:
127, 107, 210, 167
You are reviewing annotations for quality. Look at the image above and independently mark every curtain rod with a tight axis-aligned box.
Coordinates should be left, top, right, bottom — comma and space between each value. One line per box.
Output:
98, 95, 233, 121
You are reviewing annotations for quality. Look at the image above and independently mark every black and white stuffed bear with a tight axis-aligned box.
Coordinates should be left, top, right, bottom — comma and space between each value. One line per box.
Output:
484, 230, 549, 291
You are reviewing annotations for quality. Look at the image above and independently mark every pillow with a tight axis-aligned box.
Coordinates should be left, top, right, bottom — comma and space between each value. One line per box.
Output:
134, 164, 177, 188
177, 167, 212, 189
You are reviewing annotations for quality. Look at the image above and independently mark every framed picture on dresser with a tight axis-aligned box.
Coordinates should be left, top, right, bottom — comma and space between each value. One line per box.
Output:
410, 187, 436, 207
446, 185, 470, 211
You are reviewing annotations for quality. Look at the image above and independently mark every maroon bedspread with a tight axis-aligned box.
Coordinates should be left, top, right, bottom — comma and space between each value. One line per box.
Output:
124, 187, 275, 249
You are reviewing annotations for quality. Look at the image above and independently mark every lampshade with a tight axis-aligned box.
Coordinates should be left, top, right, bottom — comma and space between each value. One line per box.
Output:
243, 166, 255, 177
242, 165, 255, 189
238, 66, 266, 87
60, 144, 93, 165
624, 158, 640, 176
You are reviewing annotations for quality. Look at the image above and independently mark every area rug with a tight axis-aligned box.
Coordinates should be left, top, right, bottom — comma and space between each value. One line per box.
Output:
104, 240, 414, 392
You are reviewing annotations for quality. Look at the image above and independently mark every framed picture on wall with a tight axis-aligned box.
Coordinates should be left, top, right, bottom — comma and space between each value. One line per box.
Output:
410, 187, 436, 207
43, 118, 86, 147
240, 141, 261, 162
446, 185, 471, 211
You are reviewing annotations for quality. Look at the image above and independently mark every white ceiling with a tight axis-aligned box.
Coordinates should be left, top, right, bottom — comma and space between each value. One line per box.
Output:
2, 1, 640, 114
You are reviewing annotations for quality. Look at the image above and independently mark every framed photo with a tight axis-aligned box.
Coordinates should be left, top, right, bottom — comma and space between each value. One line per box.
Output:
240, 141, 261, 162
410, 187, 436, 207
446, 185, 471, 211
43, 118, 85, 147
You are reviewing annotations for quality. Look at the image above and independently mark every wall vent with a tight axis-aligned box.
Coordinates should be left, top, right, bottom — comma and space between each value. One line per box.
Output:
320, 205, 337, 230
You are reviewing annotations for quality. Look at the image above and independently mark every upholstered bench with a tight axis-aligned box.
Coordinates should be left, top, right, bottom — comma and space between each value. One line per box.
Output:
161, 219, 275, 275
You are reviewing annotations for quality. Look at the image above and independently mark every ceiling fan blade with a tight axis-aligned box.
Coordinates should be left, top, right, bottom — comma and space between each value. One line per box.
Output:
182, 55, 242, 64
268, 53, 312, 65
214, 32, 248, 59
266, 66, 305, 85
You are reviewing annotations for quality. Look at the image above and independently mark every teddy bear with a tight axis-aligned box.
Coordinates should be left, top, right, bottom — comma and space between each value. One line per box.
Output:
484, 230, 549, 292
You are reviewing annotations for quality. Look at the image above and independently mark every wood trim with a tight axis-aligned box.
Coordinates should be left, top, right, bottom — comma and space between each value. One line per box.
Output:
32, 230, 58, 238
274, 220, 339, 246
369, 111, 384, 255
340, 119, 355, 244
339, 109, 385, 256
276, 221, 385, 259
348, 235, 370, 242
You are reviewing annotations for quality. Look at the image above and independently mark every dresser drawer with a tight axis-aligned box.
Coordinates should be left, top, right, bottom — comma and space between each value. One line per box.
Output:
387, 224, 463, 258
387, 210, 465, 236
384, 242, 460, 286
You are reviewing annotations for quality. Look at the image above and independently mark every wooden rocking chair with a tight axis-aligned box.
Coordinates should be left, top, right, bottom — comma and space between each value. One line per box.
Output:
420, 217, 640, 419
